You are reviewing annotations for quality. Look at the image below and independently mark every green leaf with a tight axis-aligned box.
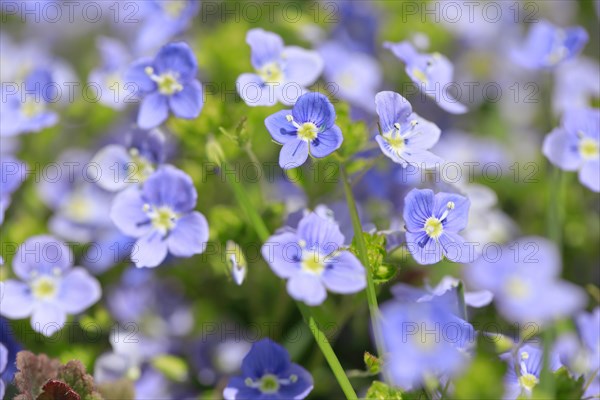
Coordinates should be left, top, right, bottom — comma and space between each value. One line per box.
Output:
364, 352, 382, 375
351, 232, 398, 284
365, 381, 403, 400
549, 367, 585, 400
453, 353, 507, 399
152, 355, 188, 382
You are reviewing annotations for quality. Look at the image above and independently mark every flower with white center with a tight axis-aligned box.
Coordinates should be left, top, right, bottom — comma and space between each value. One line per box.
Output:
0, 236, 101, 336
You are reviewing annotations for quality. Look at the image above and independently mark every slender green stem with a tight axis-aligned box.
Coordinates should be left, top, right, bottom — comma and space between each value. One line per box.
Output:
223, 163, 357, 399
340, 165, 386, 360
456, 281, 468, 321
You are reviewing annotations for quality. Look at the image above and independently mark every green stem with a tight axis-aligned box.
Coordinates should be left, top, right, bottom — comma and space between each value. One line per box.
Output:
340, 165, 386, 360
223, 163, 357, 399
456, 281, 468, 321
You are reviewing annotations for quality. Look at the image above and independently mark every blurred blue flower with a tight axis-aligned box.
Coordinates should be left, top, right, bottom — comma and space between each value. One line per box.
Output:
0, 69, 58, 136
0, 154, 25, 225
330, 0, 379, 55
261, 212, 366, 306
126, 42, 203, 129
0, 342, 6, 399
375, 91, 442, 168
110, 165, 209, 268
223, 338, 313, 400
384, 40, 467, 114
88, 36, 133, 110
575, 307, 600, 372
319, 41, 382, 113
543, 107, 599, 192
501, 344, 561, 399
237, 29, 323, 107
264, 92, 342, 169
380, 300, 474, 390
553, 58, 600, 116
91, 127, 167, 191
0, 317, 20, 394
403, 188, 471, 265
465, 237, 586, 325
511, 20, 588, 69
135, 0, 200, 53
0, 235, 101, 336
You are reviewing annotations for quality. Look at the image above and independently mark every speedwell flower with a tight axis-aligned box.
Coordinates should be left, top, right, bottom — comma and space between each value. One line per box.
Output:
403, 188, 471, 265
265, 92, 342, 169
0, 235, 101, 336
543, 107, 599, 192
237, 28, 323, 106
224, 338, 313, 400
501, 344, 561, 399
375, 91, 442, 168
261, 212, 366, 306
110, 165, 209, 268
126, 42, 203, 129
88, 36, 132, 110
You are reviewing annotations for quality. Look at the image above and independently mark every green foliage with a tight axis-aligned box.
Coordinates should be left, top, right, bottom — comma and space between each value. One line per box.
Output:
96, 380, 135, 400
550, 367, 585, 400
351, 232, 398, 284
364, 351, 382, 375
453, 352, 507, 399
151, 355, 188, 382
365, 381, 403, 400
334, 102, 369, 161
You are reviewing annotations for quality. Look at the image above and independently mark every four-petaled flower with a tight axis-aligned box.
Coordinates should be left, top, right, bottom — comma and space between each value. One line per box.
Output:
543, 107, 599, 192
261, 212, 366, 306
224, 338, 313, 400
237, 28, 323, 106
265, 92, 343, 169
384, 40, 467, 114
0, 236, 101, 336
375, 91, 442, 168
511, 20, 588, 69
126, 42, 203, 129
403, 188, 471, 265
110, 165, 209, 268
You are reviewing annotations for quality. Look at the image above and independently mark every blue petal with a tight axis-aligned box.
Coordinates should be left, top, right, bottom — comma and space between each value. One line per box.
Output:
138, 93, 169, 129
321, 251, 366, 294
0, 280, 35, 318
91, 144, 132, 191
142, 165, 197, 213
265, 109, 297, 144
438, 231, 472, 263
579, 160, 600, 192
310, 125, 342, 158
246, 28, 284, 70
132, 231, 168, 268
124, 58, 156, 94
31, 303, 66, 336
278, 363, 314, 399
223, 376, 259, 400
406, 231, 443, 265
153, 42, 197, 81
241, 338, 290, 379
403, 188, 434, 232
261, 231, 301, 278
375, 91, 412, 133
279, 140, 309, 170
167, 211, 209, 257
297, 212, 345, 250
433, 192, 469, 232
281, 46, 323, 87
169, 79, 203, 119
563, 108, 600, 140
236, 73, 278, 107
542, 128, 581, 171
13, 235, 73, 280
292, 92, 335, 129
55, 268, 101, 314
286, 273, 327, 306
110, 187, 151, 238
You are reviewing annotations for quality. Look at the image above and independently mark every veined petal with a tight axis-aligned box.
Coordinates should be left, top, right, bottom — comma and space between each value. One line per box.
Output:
286, 273, 327, 306
403, 188, 434, 232
110, 187, 151, 238
279, 140, 309, 170
236, 73, 278, 107
261, 231, 302, 279
375, 91, 413, 133
321, 251, 366, 294
124, 58, 156, 94
153, 42, 197, 81
292, 92, 335, 129
138, 93, 169, 129
281, 46, 323, 87
433, 192, 470, 232
310, 125, 342, 158
265, 109, 297, 144
246, 28, 284, 70
297, 212, 345, 250
406, 231, 443, 265
167, 211, 209, 257
169, 79, 203, 119
142, 165, 197, 213
132, 231, 168, 268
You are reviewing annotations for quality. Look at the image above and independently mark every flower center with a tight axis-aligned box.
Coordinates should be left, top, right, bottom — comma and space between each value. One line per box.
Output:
63, 193, 93, 223
412, 67, 428, 84
145, 205, 178, 234
301, 250, 325, 275
21, 98, 45, 118
579, 137, 599, 160
31, 276, 58, 300
297, 122, 318, 142
424, 217, 443, 239
128, 148, 155, 183
505, 276, 530, 299
145, 67, 183, 95
163, 0, 186, 17
258, 61, 284, 85
245, 373, 298, 394
519, 373, 539, 391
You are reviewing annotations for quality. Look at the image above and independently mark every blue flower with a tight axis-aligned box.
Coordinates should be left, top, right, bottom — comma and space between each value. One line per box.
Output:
91, 127, 167, 192
380, 300, 474, 390
511, 20, 588, 69
0, 235, 101, 336
0, 342, 6, 399
223, 338, 313, 400
264, 92, 342, 169
261, 212, 366, 306
384, 40, 467, 114
403, 188, 471, 265
465, 237, 586, 325
237, 28, 323, 106
88, 36, 133, 110
135, 0, 200, 53
0, 69, 59, 136
543, 107, 599, 192
375, 91, 442, 168
0, 154, 25, 225
501, 344, 561, 399
110, 165, 209, 268
126, 42, 203, 129
575, 307, 600, 372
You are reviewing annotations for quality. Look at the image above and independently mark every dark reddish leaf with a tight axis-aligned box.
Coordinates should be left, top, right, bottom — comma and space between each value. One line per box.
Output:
36, 380, 81, 400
